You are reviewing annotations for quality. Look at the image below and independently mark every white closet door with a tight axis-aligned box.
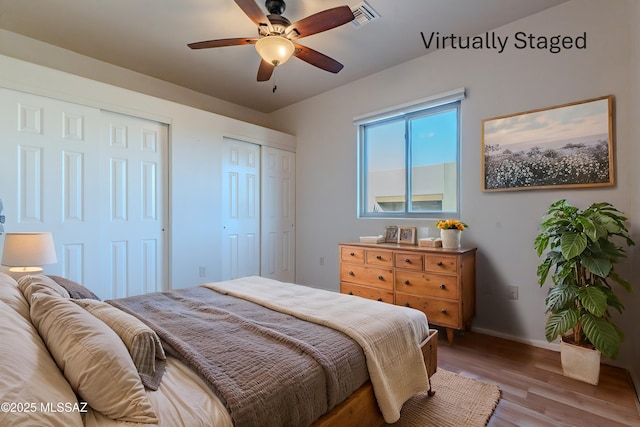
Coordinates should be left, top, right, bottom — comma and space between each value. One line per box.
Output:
0, 87, 103, 287
261, 146, 295, 283
221, 138, 261, 280
0, 87, 167, 299
101, 111, 168, 298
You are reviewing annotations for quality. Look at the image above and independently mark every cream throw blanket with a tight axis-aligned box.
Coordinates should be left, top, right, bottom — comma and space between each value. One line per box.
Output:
203, 276, 430, 423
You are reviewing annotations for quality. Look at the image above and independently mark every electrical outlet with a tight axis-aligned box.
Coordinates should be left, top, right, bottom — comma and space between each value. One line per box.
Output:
320, 257, 325, 266
199, 266, 206, 277
508, 285, 519, 300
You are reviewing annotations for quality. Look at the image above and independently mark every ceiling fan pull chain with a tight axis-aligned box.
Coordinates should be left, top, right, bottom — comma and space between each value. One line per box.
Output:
272, 68, 278, 93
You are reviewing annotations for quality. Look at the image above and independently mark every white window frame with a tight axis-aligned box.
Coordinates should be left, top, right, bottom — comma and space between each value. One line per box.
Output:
354, 88, 466, 219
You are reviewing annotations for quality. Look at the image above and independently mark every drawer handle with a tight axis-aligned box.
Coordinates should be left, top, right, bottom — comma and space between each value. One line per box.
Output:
440, 309, 447, 314
404, 280, 410, 285
349, 271, 355, 276
405, 258, 411, 263
378, 275, 384, 281
405, 302, 411, 308
376, 255, 382, 260
377, 297, 383, 302
348, 291, 353, 295
439, 284, 446, 289
350, 252, 355, 256
437, 261, 444, 266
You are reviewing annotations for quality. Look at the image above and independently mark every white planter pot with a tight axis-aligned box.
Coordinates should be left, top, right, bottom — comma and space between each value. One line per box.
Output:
560, 339, 601, 385
440, 229, 461, 249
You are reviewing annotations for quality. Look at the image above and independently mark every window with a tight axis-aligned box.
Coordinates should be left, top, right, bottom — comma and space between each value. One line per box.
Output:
356, 89, 464, 218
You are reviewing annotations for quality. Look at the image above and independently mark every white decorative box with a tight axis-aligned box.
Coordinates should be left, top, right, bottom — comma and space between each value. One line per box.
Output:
360, 235, 385, 244
418, 237, 442, 248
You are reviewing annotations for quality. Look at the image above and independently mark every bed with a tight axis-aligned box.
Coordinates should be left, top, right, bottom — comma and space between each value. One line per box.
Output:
0, 272, 437, 427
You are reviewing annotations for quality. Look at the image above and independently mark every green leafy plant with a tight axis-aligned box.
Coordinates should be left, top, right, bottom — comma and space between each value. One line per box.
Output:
534, 199, 634, 359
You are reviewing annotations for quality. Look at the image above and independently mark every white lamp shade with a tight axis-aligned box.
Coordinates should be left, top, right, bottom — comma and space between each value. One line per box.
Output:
1, 232, 57, 267
255, 36, 295, 66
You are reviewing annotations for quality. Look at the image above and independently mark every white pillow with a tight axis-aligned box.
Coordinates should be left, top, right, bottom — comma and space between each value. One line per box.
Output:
74, 299, 167, 390
29, 292, 158, 423
0, 299, 83, 427
17, 274, 70, 300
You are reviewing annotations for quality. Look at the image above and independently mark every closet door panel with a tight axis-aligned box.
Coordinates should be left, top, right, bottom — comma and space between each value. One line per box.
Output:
261, 146, 295, 283
221, 138, 261, 280
0, 87, 102, 290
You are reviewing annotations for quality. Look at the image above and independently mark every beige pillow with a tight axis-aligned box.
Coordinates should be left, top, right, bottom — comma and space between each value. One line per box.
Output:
74, 299, 167, 390
0, 299, 83, 427
0, 272, 30, 320
29, 292, 158, 423
18, 274, 70, 300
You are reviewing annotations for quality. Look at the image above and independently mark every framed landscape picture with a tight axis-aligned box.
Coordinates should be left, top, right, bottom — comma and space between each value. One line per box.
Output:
481, 95, 614, 192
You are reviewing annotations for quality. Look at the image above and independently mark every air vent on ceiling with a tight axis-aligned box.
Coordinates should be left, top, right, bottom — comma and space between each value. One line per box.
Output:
350, 1, 380, 29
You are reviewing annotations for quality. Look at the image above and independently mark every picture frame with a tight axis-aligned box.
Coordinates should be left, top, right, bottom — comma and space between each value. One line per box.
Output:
481, 95, 614, 192
398, 226, 417, 245
384, 226, 399, 243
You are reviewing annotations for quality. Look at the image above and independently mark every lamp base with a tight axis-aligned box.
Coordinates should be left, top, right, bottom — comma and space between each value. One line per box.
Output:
7, 266, 43, 280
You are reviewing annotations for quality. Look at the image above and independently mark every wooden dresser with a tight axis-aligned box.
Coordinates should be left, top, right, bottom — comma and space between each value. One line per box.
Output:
339, 242, 476, 344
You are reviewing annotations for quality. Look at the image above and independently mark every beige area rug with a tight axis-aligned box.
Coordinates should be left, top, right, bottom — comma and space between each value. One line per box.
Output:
386, 369, 501, 427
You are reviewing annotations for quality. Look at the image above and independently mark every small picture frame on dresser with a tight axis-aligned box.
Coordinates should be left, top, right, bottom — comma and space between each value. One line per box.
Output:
384, 226, 399, 243
398, 226, 416, 245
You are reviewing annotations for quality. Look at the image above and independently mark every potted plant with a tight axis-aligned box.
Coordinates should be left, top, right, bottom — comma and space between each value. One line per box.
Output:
436, 219, 468, 249
534, 199, 634, 385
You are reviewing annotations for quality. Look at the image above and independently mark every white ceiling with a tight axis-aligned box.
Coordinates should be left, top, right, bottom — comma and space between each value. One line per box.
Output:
0, 0, 568, 113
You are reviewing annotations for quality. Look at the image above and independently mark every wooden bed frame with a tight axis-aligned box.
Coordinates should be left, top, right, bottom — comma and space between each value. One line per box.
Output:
311, 328, 439, 427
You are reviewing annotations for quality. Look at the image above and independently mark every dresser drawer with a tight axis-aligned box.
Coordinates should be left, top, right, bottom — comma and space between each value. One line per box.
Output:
395, 271, 459, 299
341, 282, 394, 304
366, 249, 394, 267
425, 255, 458, 274
340, 264, 393, 290
395, 294, 460, 328
341, 246, 365, 264
394, 252, 423, 271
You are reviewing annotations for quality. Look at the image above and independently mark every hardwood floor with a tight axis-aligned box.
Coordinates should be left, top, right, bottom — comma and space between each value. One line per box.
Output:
435, 329, 640, 427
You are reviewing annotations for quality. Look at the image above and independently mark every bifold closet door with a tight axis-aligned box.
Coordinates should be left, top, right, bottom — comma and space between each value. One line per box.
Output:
261, 146, 295, 283
221, 138, 261, 280
0, 87, 103, 290
0, 87, 168, 299
101, 111, 168, 298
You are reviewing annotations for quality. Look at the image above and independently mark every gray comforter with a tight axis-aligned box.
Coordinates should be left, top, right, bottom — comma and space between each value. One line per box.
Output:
109, 286, 368, 427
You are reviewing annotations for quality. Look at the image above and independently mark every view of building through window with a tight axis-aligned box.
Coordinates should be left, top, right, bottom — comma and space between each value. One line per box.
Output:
359, 102, 459, 217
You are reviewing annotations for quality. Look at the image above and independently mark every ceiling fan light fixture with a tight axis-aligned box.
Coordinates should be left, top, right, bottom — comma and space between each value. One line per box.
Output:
255, 36, 294, 66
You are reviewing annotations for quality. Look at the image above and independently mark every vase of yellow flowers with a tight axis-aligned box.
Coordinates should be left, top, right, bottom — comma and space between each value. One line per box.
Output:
436, 219, 467, 249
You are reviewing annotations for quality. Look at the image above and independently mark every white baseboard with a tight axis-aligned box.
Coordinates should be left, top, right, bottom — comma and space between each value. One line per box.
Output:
470, 326, 561, 352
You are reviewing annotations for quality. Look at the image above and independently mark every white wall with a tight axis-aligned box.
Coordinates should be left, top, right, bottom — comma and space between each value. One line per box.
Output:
269, 0, 640, 377
0, 54, 295, 290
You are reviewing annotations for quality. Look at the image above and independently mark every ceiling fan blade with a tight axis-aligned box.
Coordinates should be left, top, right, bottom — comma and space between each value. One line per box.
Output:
287, 6, 354, 39
188, 37, 258, 49
293, 43, 344, 73
234, 0, 271, 29
257, 59, 275, 81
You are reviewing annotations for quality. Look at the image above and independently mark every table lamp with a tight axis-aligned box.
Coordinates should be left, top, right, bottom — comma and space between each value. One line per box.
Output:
1, 232, 57, 277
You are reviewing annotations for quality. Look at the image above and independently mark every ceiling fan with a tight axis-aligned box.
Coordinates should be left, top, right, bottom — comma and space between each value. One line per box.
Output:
188, 0, 355, 82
